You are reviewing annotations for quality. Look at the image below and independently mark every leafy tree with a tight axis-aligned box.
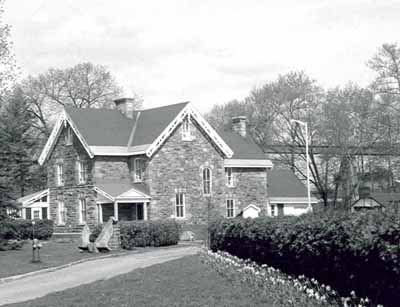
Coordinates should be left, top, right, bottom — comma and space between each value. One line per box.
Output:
20, 62, 140, 136
0, 0, 17, 96
0, 87, 41, 198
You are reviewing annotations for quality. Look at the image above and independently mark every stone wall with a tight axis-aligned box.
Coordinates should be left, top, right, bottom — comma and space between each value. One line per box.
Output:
47, 125, 97, 232
93, 156, 130, 182
146, 117, 268, 231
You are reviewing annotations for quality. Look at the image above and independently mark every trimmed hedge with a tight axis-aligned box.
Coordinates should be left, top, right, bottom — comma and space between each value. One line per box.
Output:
0, 219, 54, 241
209, 211, 400, 307
120, 220, 180, 249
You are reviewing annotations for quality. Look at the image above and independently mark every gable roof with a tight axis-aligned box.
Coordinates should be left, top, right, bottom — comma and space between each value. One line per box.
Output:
17, 189, 49, 207
267, 169, 309, 198
219, 129, 266, 160
94, 180, 151, 201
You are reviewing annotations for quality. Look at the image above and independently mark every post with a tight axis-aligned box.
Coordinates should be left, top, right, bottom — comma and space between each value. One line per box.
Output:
144, 202, 148, 220
113, 202, 119, 221
291, 119, 312, 211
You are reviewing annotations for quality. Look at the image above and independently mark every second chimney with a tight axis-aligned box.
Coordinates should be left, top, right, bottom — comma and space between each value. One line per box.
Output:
114, 98, 136, 119
232, 116, 247, 137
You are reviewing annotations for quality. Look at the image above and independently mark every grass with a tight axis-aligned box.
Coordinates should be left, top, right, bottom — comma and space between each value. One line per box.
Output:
0, 240, 122, 279
6, 255, 273, 307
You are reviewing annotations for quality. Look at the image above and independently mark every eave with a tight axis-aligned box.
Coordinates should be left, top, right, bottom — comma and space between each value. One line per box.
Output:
224, 159, 273, 168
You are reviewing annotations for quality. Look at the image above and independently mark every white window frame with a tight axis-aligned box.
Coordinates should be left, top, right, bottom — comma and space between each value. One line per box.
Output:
181, 117, 191, 140
56, 163, 64, 186
226, 199, 235, 218
57, 201, 66, 225
78, 160, 87, 184
133, 158, 145, 182
33, 209, 41, 220
203, 167, 212, 195
225, 167, 234, 187
270, 204, 276, 217
65, 127, 73, 145
175, 192, 185, 218
79, 197, 87, 224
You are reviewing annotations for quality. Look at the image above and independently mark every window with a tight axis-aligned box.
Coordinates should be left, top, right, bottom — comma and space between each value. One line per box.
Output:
181, 117, 191, 140
56, 163, 64, 186
58, 201, 66, 225
175, 192, 185, 218
270, 204, 276, 217
225, 167, 234, 187
133, 158, 145, 182
78, 160, 87, 184
65, 127, 73, 145
33, 210, 40, 220
42, 207, 48, 220
226, 199, 235, 218
203, 168, 212, 195
79, 197, 87, 224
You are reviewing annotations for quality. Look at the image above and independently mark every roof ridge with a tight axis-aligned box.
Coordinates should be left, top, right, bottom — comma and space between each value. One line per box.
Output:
140, 101, 189, 112
127, 111, 141, 148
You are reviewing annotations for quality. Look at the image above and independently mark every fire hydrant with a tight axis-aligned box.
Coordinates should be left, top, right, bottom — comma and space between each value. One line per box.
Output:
32, 238, 42, 263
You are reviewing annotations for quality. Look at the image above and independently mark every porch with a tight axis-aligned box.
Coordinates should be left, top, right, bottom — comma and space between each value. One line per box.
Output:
94, 181, 151, 224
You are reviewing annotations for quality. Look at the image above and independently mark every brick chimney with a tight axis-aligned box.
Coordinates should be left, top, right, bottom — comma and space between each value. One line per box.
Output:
232, 116, 247, 137
114, 98, 136, 119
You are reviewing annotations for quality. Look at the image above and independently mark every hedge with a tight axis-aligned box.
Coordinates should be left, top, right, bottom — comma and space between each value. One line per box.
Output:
0, 219, 54, 241
120, 220, 180, 249
209, 211, 400, 307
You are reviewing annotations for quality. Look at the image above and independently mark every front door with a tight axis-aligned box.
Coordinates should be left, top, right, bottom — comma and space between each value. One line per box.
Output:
277, 204, 284, 217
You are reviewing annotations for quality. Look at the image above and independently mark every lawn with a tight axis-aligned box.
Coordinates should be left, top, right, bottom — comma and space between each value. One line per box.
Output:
6, 255, 273, 307
0, 240, 122, 279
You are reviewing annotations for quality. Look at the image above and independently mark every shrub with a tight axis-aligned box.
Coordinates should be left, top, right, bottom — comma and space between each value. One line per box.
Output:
120, 220, 180, 249
209, 210, 400, 307
0, 218, 54, 240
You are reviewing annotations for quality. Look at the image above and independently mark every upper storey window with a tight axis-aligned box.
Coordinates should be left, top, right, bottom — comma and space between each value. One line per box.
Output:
225, 167, 234, 187
65, 127, 73, 145
181, 117, 194, 141
133, 158, 145, 182
78, 160, 87, 184
203, 168, 212, 195
56, 163, 64, 186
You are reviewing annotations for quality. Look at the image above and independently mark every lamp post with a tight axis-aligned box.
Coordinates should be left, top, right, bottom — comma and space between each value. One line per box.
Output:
290, 119, 312, 211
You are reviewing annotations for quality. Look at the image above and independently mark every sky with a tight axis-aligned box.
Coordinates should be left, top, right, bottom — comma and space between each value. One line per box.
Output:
3, 0, 400, 113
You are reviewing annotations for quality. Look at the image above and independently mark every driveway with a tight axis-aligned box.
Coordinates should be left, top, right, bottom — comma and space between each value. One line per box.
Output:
0, 245, 200, 306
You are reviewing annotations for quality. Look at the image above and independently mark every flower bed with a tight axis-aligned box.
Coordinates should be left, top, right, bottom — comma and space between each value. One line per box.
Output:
201, 250, 377, 307
209, 211, 399, 306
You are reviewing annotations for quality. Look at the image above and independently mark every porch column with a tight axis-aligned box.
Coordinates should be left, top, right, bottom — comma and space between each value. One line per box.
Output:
144, 202, 148, 220
97, 204, 103, 224
114, 202, 119, 221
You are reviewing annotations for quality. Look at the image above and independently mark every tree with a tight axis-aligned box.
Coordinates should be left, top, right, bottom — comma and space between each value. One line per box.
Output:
20, 62, 139, 136
0, 0, 17, 96
0, 87, 41, 197
368, 43, 400, 99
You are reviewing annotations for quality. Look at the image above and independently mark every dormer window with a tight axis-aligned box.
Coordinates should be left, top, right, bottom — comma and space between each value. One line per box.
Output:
65, 127, 73, 145
133, 158, 145, 182
181, 117, 193, 141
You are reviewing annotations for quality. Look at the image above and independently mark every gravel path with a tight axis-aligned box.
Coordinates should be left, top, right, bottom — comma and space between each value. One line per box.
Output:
0, 246, 199, 306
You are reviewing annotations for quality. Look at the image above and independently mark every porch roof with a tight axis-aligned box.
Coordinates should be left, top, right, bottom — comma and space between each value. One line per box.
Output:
94, 181, 151, 202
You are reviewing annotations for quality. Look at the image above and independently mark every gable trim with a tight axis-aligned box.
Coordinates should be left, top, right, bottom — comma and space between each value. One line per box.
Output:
94, 186, 115, 202
38, 110, 94, 165
145, 103, 234, 158
17, 189, 49, 206
116, 187, 151, 200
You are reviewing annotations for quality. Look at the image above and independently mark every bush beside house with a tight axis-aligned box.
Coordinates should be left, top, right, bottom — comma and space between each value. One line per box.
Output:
120, 220, 180, 249
209, 211, 400, 307
0, 219, 54, 241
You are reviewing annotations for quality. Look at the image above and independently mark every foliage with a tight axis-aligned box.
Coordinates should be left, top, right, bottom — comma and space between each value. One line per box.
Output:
0, 218, 54, 241
202, 249, 377, 307
0, 87, 44, 197
120, 220, 180, 249
0, 0, 17, 96
209, 212, 400, 307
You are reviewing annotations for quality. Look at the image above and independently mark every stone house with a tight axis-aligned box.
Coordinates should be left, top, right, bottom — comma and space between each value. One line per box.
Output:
17, 99, 315, 236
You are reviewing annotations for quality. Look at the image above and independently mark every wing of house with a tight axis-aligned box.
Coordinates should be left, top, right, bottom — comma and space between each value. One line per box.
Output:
267, 169, 318, 216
